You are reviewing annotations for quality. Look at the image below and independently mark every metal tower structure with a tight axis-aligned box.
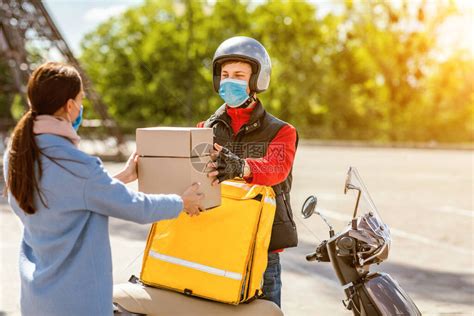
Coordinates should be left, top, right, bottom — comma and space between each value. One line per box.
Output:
0, 0, 125, 158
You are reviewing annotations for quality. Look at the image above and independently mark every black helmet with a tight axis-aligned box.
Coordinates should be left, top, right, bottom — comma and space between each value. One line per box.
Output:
212, 36, 272, 94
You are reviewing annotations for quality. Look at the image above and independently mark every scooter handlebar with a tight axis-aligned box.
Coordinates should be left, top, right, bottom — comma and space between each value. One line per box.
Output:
306, 240, 330, 262
306, 252, 319, 261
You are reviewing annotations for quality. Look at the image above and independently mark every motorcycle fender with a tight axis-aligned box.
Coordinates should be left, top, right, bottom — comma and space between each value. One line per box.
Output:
360, 272, 421, 316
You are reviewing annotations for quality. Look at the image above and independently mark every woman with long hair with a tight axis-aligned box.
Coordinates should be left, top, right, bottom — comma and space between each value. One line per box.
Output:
3, 61, 207, 315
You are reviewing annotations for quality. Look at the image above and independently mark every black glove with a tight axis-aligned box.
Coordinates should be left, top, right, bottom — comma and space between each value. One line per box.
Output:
216, 147, 245, 183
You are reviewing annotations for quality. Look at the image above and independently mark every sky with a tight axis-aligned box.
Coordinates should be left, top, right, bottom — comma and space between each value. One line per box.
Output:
43, 0, 141, 54
43, 0, 473, 57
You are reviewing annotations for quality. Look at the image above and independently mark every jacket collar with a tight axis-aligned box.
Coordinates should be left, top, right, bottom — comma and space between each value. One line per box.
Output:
210, 100, 266, 134
35, 133, 78, 149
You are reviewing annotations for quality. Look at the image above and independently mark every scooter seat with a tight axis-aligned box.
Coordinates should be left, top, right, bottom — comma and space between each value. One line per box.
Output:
113, 283, 283, 316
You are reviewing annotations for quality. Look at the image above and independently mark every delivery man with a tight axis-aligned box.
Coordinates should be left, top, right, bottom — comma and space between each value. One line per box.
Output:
198, 36, 298, 307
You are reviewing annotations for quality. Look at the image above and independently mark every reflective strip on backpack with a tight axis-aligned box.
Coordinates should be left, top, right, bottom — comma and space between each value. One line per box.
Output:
149, 250, 243, 281
264, 196, 276, 206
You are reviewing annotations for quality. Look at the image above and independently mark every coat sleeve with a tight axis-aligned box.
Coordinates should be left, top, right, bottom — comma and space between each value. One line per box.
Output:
244, 124, 297, 186
83, 160, 183, 224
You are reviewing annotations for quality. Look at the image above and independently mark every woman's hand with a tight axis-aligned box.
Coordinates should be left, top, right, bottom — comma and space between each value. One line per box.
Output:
181, 182, 204, 216
113, 151, 139, 184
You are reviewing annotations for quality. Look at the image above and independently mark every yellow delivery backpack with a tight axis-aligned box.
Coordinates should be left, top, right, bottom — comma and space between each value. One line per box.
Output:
140, 179, 276, 304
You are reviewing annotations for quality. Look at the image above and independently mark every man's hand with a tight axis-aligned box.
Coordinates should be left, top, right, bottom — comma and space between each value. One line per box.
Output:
207, 143, 245, 185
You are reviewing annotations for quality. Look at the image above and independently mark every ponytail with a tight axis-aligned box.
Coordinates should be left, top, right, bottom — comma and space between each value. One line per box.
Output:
6, 110, 47, 214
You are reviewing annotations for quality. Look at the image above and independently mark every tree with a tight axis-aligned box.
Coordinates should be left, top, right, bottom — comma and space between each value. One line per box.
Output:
0, 59, 14, 122
251, 0, 340, 138
338, 0, 467, 141
80, 0, 252, 130
79, 0, 473, 142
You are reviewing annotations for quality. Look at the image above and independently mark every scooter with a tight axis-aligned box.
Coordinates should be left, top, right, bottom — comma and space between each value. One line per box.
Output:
301, 167, 421, 316
114, 167, 421, 315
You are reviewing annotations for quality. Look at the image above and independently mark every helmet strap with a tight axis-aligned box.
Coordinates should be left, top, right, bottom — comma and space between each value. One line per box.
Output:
236, 94, 257, 109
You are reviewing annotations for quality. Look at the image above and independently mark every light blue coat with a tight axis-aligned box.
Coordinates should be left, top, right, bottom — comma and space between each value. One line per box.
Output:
3, 134, 183, 315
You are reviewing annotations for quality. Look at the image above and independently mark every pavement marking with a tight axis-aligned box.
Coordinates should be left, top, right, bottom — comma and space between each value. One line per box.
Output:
315, 208, 473, 256
435, 206, 474, 218
389, 227, 472, 255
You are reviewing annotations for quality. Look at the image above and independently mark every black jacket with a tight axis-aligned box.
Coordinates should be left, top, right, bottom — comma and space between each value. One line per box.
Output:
204, 101, 298, 250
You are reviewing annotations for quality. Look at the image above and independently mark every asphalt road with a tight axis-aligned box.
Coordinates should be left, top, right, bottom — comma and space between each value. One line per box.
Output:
1, 145, 473, 315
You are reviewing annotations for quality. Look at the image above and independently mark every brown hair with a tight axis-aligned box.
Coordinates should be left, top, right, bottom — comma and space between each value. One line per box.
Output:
6, 62, 82, 214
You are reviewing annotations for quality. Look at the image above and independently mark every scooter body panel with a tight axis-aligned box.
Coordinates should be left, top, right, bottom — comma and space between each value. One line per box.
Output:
113, 283, 283, 316
326, 228, 361, 286
349, 272, 421, 316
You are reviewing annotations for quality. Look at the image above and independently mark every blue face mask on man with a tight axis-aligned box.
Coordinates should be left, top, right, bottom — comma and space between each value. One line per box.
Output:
218, 78, 250, 108
71, 101, 84, 131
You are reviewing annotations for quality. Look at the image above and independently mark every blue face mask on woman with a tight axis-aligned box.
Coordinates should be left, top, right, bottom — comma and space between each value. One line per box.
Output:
218, 78, 250, 108
71, 101, 84, 131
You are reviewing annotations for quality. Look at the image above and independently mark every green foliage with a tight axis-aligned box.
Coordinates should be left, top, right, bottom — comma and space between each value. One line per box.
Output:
10, 94, 24, 121
74, 0, 472, 142
1, 39, 47, 126
0, 59, 14, 120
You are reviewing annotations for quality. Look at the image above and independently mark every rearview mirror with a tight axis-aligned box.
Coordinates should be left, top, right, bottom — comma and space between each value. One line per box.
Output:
301, 195, 317, 219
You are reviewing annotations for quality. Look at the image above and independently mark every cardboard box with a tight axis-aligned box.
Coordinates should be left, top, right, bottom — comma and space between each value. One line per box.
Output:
138, 156, 220, 210
136, 127, 221, 210
137, 127, 214, 157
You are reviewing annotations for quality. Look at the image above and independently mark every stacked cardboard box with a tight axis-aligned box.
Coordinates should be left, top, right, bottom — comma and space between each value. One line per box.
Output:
136, 127, 221, 210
